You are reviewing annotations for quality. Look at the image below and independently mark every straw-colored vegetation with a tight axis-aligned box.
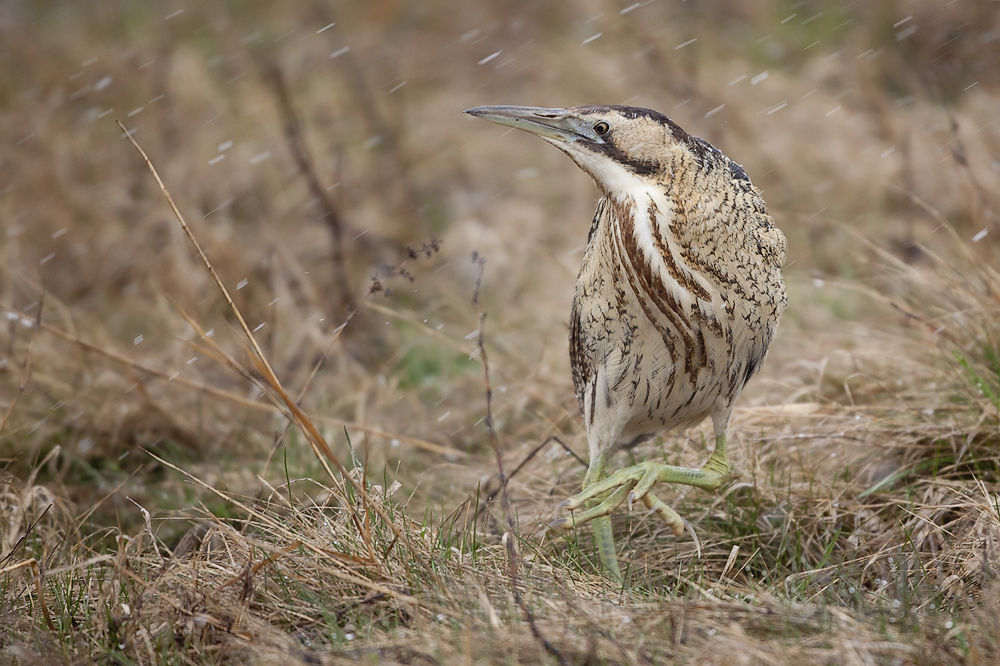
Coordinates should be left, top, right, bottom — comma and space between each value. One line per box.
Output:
2, 1, 999, 663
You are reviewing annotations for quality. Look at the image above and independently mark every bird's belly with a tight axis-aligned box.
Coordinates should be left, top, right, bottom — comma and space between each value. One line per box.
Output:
612, 330, 722, 439
585, 302, 734, 449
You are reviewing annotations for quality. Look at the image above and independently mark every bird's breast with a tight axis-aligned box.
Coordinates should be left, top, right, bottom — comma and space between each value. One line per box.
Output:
570, 186, 784, 441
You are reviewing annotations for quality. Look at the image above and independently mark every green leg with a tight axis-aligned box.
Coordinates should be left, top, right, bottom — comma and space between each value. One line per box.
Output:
591, 515, 621, 582
582, 454, 623, 582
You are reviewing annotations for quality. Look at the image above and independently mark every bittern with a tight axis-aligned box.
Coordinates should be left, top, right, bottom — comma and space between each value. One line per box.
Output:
466, 105, 787, 579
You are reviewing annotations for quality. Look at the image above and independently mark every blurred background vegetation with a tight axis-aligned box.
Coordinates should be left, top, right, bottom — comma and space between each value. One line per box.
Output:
2, 1, 1000, 663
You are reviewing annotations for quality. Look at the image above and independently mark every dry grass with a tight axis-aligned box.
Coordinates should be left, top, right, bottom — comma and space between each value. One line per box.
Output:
2, 1, 1000, 664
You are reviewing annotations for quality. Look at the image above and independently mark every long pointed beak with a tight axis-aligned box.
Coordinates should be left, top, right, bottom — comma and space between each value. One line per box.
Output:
464, 105, 585, 143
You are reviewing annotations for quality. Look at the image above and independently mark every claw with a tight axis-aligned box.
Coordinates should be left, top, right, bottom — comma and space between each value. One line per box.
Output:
554, 498, 575, 513
627, 491, 636, 511
531, 523, 552, 539
548, 517, 571, 531
682, 517, 702, 558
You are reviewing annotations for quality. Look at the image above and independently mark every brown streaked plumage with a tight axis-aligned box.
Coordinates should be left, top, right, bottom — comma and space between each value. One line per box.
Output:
466, 104, 787, 580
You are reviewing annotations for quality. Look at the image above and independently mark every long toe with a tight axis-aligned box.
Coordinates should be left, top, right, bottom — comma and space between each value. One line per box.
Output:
627, 462, 665, 505
557, 483, 633, 529
641, 492, 684, 537
569, 465, 648, 506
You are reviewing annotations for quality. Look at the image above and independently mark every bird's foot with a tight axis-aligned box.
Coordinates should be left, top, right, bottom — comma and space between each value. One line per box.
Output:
551, 461, 694, 537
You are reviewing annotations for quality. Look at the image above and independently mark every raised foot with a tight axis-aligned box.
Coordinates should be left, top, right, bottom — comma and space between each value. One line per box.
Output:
550, 459, 730, 536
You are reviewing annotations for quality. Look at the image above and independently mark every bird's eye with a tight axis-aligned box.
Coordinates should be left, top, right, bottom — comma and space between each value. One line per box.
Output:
593, 121, 610, 136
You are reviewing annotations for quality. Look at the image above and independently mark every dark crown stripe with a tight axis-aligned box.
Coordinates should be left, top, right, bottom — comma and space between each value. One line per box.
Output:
582, 105, 729, 173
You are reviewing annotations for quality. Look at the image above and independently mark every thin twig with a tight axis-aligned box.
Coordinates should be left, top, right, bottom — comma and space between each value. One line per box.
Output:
472, 253, 567, 666
267, 65, 355, 317
476, 312, 512, 534
496, 436, 585, 501
0, 503, 51, 574
446, 434, 584, 537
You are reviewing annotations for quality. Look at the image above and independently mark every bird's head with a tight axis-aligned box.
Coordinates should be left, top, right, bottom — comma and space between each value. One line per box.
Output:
465, 105, 726, 196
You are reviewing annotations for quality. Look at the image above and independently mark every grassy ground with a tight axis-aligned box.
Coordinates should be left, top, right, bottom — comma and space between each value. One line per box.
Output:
2, 1, 1000, 663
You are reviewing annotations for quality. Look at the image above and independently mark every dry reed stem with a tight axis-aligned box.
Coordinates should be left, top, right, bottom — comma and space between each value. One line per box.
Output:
115, 119, 434, 579
114, 120, 342, 468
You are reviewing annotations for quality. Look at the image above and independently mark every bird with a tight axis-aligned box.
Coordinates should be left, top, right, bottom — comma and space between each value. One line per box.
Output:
465, 104, 787, 580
